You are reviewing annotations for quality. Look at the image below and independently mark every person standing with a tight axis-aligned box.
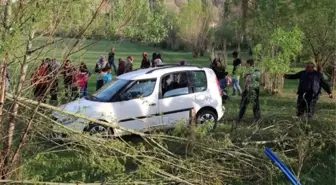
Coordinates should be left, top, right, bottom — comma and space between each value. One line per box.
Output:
283, 62, 333, 119
210, 58, 226, 91
103, 68, 113, 84
78, 62, 90, 97
108, 48, 117, 74
151, 53, 157, 67
31, 60, 50, 103
117, 58, 126, 76
124, 56, 134, 73
232, 51, 242, 96
154, 54, 163, 67
94, 56, 111, 90
140, 52, 151, 68
48, 58, 61, 103
238, 59, 261, 122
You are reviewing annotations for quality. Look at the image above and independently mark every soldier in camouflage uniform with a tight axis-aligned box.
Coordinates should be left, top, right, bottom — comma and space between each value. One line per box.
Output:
238, 59, 261, 122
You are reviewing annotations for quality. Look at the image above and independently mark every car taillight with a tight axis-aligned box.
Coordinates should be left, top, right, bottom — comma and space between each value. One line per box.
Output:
216, 79, 223, 96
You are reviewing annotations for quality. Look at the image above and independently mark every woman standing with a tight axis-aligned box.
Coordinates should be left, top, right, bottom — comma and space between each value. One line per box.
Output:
151, 53, 157, 67
31, 60, 50, 103
124, 56, 134, 73
117, 58, 126, 76
140, 52, 151, 68
78, 62, 90, 97
154, 54, 163, 67
211, 58, 227, 91
94, 56, 111, 90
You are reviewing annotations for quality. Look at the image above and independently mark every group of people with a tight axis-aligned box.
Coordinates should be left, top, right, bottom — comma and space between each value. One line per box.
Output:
31, 58, 91, 103
96, 48, 164, 90
211, 51, 333, 123
210, 51, 260, 122
30, 48, 166, 103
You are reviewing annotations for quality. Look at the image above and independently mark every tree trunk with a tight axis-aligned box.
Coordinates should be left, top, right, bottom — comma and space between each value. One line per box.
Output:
316, 62, 323, 72
222, 38, 228, 66
209, 42, 215, 63
200, 49, 205, 57
1, 31, 34, 179
0, 55, 8, 117
332, 60, 336, 91
193, 46, 199, 58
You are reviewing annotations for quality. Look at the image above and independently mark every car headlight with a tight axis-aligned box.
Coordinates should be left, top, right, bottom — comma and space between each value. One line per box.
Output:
61, 117, 77, 125
52, 112, 77, 125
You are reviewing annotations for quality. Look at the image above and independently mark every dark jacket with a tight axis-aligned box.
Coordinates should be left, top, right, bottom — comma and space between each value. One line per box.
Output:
284, 70, 331, 97
232, 58, 241, 75
108, 52, 115, 64
118, 60, 126, 75
95, 61, 110, 81
141, 58, 151, 68
124, 60, 133, 73
211, 64, 226, 80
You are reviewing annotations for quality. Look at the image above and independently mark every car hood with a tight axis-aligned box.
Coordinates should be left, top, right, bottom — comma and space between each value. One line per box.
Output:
53, 98, 114, 121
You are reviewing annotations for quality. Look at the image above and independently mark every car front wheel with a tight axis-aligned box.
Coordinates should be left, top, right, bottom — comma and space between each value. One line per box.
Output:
87, 124, 113, 138
196, 109, 217, 125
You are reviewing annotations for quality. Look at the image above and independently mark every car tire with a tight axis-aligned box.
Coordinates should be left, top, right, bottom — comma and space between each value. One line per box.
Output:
196, 109, 217, 125
86, 124, 113, 138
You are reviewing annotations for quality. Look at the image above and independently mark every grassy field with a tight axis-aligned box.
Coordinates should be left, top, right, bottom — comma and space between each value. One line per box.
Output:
20, 38, 336, 184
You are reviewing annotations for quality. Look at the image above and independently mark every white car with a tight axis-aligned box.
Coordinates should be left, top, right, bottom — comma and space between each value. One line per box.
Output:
52, 65, 224, 137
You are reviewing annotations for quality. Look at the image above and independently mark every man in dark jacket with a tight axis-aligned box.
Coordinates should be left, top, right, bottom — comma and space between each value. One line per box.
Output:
232, 51, 242, 96
108, 48, 117, 74
284, 62, 333, 119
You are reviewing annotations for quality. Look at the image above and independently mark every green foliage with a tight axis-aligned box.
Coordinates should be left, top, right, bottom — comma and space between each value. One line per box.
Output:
108, 0, 168, 43
292, 0, 336, 68
254, 27, 303, 75
174, 0, 215, 46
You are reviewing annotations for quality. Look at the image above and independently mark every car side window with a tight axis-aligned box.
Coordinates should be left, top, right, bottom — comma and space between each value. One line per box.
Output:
161, 72, 190, 98
120, 79, 156, 101
189, 71, 207, 92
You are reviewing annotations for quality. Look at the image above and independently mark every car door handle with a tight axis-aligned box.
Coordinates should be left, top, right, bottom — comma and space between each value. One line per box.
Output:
148, 103, 156, 106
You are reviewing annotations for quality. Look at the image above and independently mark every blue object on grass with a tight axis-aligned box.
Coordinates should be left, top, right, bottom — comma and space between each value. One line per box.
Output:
265, 147, 302, 185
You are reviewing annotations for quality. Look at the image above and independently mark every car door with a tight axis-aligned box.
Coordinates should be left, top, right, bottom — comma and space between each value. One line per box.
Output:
158, 71, 194, 126
112, 78, 161, 133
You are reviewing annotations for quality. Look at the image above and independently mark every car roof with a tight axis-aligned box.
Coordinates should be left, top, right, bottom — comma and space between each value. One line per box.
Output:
117, 65, 206, 80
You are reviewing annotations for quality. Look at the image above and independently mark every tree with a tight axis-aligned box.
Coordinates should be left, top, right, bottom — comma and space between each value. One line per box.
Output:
0, 0, 169, 180
175, 0, 216, 57
292, 0, 335, 74
108, 0, 168, 43
254, 27, 303, 93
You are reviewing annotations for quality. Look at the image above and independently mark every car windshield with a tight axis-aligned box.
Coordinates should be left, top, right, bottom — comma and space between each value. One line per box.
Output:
88, 79, 130, 102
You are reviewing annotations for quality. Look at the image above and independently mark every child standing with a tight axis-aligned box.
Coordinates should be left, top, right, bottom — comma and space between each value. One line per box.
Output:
79, 62, 90, 96
76, 69, 89, 97
103, 68, 113, 84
